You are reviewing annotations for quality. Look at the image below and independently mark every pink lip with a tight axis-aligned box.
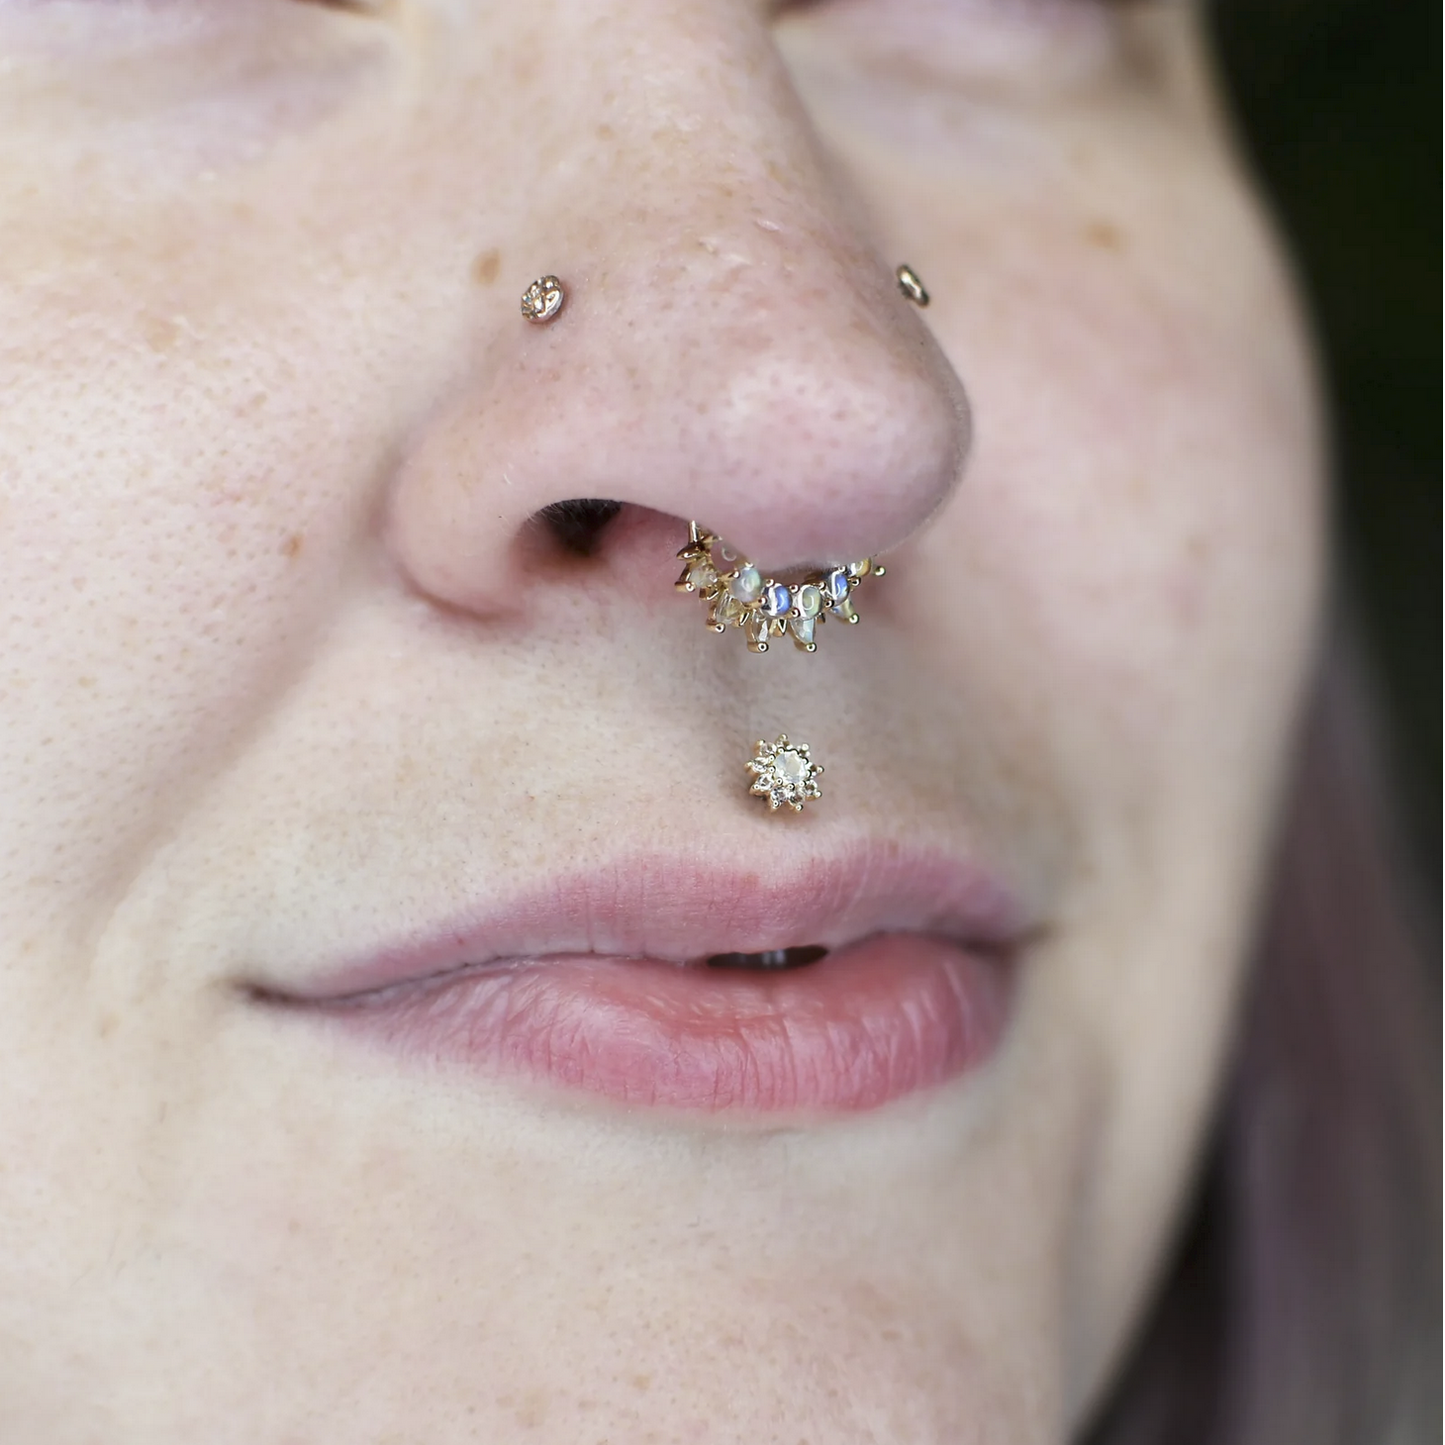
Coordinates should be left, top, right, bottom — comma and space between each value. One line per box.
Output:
252, 843, 1032, 1117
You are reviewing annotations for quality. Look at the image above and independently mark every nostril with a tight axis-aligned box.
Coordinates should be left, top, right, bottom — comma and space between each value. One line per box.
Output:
536, 498, 624, 557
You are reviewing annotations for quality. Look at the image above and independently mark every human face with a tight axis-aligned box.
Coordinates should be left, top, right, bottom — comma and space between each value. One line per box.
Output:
0, 1, 1322, 1440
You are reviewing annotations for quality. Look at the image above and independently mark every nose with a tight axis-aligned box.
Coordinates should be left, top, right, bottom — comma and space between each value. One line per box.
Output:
388, 11, 969, 615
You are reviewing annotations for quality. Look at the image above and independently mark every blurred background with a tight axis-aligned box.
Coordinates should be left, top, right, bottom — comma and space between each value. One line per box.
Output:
1210, 0, 1440, 888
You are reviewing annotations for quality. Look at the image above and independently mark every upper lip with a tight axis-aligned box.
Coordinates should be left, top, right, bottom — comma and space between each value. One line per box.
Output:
258, 838, 1035, 1004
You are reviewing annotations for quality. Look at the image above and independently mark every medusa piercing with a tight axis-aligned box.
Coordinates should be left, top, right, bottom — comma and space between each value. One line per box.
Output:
746, 735, 823, 814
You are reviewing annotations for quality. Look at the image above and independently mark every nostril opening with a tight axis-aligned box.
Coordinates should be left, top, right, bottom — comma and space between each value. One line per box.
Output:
536, 499, 624, 557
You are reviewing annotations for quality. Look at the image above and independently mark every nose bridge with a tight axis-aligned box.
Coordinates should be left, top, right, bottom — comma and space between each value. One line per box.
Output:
388, 1, 969, 611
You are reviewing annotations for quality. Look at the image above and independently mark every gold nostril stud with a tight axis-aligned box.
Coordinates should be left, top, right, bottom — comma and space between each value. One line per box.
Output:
895, 264, 929, 307
521, 275, 565, 323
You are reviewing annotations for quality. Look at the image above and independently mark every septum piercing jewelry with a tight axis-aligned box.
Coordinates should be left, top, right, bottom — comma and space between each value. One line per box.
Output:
895, 264, 929, 307
747, 735, 823, 814
675, 522, 884, 654
521, 275, 565, 323
688, 256, 912, 813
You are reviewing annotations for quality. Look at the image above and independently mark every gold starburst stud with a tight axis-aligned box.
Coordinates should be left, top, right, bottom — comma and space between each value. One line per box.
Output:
747, 735, 823, 813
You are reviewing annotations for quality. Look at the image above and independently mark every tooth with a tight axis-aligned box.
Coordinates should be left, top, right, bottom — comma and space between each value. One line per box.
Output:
704, 945, 828, 972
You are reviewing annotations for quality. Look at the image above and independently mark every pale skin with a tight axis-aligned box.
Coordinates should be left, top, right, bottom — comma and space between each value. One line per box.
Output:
0, 1, 1323, 1441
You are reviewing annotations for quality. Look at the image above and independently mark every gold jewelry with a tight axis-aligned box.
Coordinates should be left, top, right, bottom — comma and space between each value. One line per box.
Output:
747, 735, 823, 813
895, 264, 929, 307
675, 522, 884, 654
521, 275, 565, 323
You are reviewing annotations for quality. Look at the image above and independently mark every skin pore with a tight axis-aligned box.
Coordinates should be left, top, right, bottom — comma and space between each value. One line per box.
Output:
0, 1, 1322, 1441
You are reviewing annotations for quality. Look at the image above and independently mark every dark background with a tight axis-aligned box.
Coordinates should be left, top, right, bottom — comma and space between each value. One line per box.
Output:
1211, 0, 1440, 884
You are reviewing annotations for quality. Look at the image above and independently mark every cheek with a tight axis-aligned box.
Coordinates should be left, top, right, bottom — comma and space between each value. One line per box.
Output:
803, 81, 1327, 836
0, 270, 348, 926
921, 160, 1325, 798
860, 127, 1327, 1410
0, 80, 470, 929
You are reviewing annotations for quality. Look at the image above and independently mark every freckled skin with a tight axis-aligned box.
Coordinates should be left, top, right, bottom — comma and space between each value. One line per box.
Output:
0, 3, 1322, 1444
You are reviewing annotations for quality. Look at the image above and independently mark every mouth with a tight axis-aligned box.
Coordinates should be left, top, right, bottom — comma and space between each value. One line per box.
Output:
246, 844, 1033, 1117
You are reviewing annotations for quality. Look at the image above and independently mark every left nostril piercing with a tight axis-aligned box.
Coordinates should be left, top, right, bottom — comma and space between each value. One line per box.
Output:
521, 275, 566, 323
537, 498, 623, 556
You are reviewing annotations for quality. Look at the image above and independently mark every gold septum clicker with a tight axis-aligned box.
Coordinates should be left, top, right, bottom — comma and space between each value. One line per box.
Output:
674, 522, 884, 654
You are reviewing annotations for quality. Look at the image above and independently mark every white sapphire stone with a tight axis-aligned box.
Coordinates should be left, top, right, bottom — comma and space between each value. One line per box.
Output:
776, 749, 808, 783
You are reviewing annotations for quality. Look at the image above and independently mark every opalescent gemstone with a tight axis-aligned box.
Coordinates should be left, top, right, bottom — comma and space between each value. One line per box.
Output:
762, 581, 792, 617
729, 564, 763, 603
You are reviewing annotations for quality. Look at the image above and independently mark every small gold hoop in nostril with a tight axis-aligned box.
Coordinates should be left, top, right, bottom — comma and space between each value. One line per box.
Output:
521, 275, 565, 323
747, 735, 823, 814
895, 264, 929, 307
675, 521, 885, 655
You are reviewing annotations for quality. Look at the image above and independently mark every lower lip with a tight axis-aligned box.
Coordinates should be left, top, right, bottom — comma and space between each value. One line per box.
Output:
294, 933, 1012, 1115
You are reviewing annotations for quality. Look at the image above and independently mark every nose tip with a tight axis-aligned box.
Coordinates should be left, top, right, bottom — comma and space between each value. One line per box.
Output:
388, 245, 969, 616
685, 304, 970, 570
